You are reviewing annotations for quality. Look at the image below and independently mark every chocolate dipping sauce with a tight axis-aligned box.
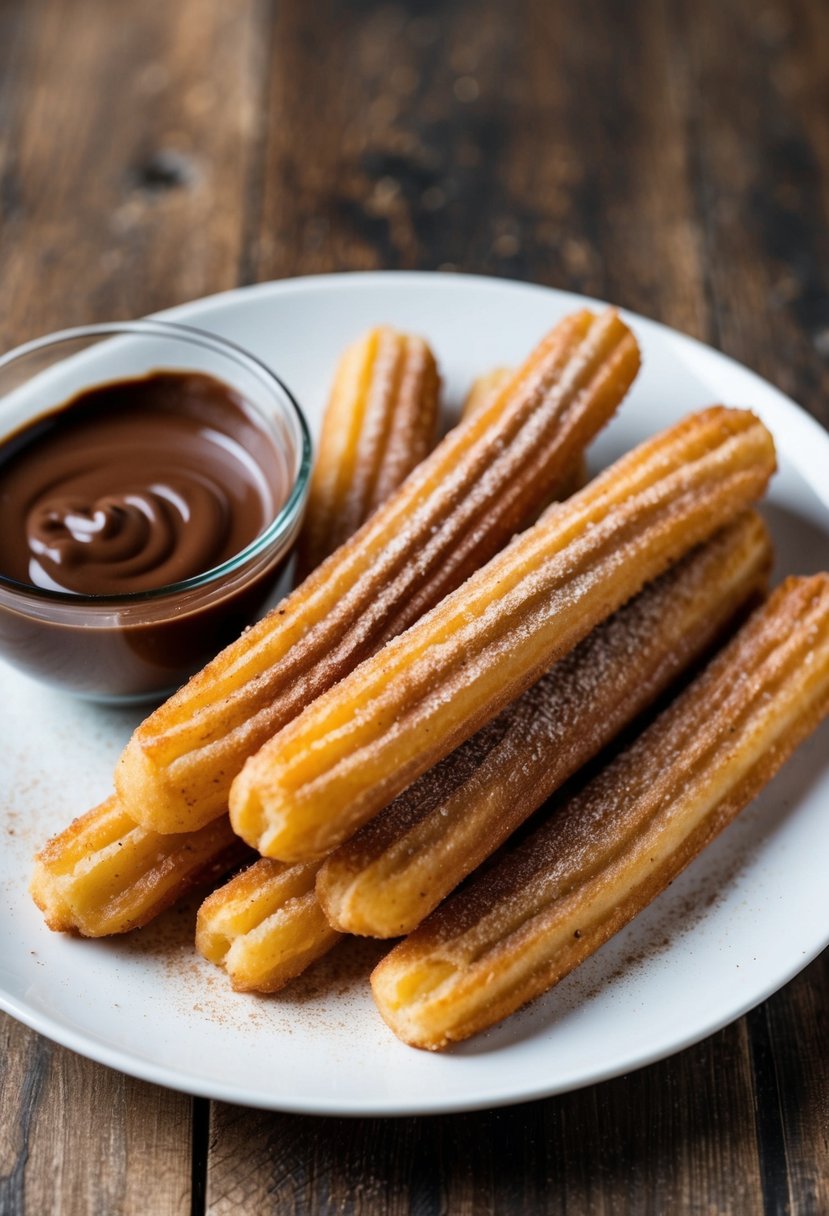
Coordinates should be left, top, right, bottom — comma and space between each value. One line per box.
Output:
0, 371, 296, 700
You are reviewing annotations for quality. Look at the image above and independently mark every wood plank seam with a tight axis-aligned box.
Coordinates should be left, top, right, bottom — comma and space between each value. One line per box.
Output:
0, 1035, 50, 1215
746, 1004, 794, 1216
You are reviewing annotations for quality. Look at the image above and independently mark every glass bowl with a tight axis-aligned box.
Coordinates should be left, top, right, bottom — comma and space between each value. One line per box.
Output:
0, 320, 312, 703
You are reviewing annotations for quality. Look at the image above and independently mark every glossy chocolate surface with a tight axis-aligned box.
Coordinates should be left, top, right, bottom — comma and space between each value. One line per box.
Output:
0, 370, 283, 595
0, 370, 294, 700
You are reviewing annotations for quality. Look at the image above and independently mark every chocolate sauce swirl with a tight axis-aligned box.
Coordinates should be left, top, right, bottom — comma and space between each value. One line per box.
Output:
0, 371, 287, 596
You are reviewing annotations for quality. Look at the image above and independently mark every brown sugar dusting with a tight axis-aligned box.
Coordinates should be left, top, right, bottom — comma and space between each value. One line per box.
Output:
8, 674, 140, 867
462, 812, 763, 1057
122, 891, 204, 958
279, 935, 389, 1003
106, 890, 389, 1039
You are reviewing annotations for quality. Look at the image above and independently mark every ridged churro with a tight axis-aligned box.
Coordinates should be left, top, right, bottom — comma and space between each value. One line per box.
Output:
199, 513, 769, 986
372, 575, 829, 1050
192, 332, 440, 985
295, 328, 440, 578
317, 511, 772, 936
196, 858, 339, 992
117, 308, 640, 833
29, 798, 248, 937
231, 407, 776, 862
461, 368, 513, 419
462, 367, 586, 501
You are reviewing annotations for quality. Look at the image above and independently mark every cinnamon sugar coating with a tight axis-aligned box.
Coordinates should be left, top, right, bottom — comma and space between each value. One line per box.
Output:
296, 328, 440, 579
371, 575, 829, 1050
29, 797, 248, 937
317, 511, 772, 936
462, 366, 586, 499
196, 857, 338, 992
117, 308, 640, 833
231, 407, 776, 862
197, 512, 769, 990
461, 367, 513, 419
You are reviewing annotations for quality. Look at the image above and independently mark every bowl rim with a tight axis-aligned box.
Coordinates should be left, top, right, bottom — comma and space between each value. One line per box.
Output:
0, 318, 313, 608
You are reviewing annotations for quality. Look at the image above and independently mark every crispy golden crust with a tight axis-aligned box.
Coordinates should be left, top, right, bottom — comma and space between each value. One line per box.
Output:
116, 308, 640, 833
231, 407, 776, 862
29, 798, 248, 937
196, 857, 340, 992
198, 512, 770, 988
190, 361, 590, 982
371, 575, 829, 1050
461, 368, 513, 419
461, 367, 586, 500
316, 512, 772, 936
295, 328, 440, 579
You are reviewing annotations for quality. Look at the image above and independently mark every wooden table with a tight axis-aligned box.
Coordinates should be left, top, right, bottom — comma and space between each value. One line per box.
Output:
1, 1, 826, 1211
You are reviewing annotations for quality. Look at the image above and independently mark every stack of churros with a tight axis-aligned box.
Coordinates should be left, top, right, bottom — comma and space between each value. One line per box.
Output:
372, 575, 829, 1048
198, 511, 771, 991
316, 510, 772, 938
32, 309, 637, 937
30, 307, 829, 1053
229, 406, 776, 860
118, 307, 639, 833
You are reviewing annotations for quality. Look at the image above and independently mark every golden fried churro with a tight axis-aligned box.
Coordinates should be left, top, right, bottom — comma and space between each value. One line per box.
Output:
371, 575, 829, 1050
317, 511, 772, 936
201, 514, 769, 986
117, 308, 640, 833
29, 798, 248, 937
231, 407, 776, 862
462, 367, 586, 499
461, 368, 513, 419
196, 858, 339, 992
296, 328, 440, 578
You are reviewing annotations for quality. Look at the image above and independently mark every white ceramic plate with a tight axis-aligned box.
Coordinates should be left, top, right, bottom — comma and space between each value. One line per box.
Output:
2, 272, 828, 1116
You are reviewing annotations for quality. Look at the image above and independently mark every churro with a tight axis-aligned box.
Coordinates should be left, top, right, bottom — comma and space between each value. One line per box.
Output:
317, 511, 772, 936
461, 368, 513, 419
199, 512, 769, 986
29, 798, 248, 937
462, 367, 585, 499
117, 308, 639, 833
371, 575, 829, 1050
295, 327, 440, 578
231, 407, 776, 862
196, 858, 339, 992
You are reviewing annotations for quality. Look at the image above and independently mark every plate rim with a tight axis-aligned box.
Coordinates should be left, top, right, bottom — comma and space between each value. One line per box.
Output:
3, 269, 828, 1116
1, 923, 827, 1117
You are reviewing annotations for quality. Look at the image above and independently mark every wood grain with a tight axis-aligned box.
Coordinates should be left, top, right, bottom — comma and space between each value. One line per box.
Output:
247, 0, 712, 338
753, 953, 829, 1216
675, 0, 829, 427
0, 0, 263, 349
0, 0, 827, 1213
0, 1016, 191, 1216
205, 1021, 765, 1215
